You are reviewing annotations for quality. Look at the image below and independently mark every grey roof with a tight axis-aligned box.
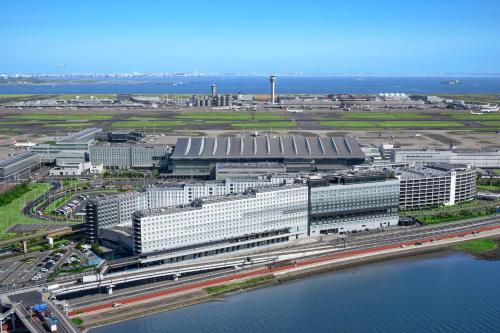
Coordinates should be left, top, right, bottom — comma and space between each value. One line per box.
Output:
0, 152, 40, 168
170, 136, 365, 160
58, 128, 102, 143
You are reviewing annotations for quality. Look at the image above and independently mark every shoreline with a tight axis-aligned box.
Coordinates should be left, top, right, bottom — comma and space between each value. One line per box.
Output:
77, 234, 500, 332
77, 247, 448, 332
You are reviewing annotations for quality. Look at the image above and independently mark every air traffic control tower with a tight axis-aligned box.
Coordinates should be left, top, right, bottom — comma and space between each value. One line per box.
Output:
270, 75, 276, 103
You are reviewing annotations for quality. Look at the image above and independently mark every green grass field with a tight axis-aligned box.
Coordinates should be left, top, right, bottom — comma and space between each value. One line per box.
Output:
176, 112, 253, 120
380, 121, 464, 127
42, 194, 73, 215
44, 122, 96, 127
477, 184, 500, 192
0, 121, 39, 125
448, 113, 500, 120
6, 114, 113, 121
126, 116, 164, 121
338, 113, 432, 120
254, 113, 290, 120
320, 121, 377, 127
453, 238, 498, 253
112, 121, 186, 127
0, 183, 51, 234
320, 121, 464, 127
231, 121, 297, 128
478, 122, 500, 128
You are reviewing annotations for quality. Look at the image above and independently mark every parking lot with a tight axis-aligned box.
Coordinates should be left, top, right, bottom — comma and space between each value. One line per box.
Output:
0, 241, 97, 289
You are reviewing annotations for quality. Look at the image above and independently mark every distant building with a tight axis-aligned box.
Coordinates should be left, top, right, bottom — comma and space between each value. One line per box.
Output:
89, 144, 169, 169
0, 152, 41, 182
388, 148, 500, 168
31, 127, 102, 164
106, 129, 144, 143
169, 136, 366, 177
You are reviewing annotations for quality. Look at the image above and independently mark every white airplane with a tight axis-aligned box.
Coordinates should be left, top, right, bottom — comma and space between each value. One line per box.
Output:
285, 107, 304, 113
470, 111, 484, 115
10, 138, 37, 148
480, 104, 499, 112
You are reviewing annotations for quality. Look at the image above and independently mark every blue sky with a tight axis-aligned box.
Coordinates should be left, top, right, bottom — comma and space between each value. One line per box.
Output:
1, 0, 499, 74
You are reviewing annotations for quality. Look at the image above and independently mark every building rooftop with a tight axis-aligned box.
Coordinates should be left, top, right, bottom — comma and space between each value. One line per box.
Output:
170, 136, 365, 160
395, 163, 472, 180
0, 152, 39, 168
57, 127, 102, 143
110, 129, 136, 135
135, 183, 306, 218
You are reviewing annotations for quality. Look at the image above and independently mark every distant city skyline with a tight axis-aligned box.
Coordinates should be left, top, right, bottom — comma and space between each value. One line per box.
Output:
2, 0, 500, 74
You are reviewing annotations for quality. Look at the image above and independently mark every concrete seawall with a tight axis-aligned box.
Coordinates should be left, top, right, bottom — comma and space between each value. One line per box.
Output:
77, 228, 500, 331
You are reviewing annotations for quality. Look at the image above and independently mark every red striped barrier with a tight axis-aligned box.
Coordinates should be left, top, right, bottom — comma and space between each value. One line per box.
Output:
70, 223, 500, 316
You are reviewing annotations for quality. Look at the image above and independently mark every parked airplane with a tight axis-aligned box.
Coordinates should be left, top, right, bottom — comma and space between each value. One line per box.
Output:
10, 138, 37, 148
285, 107, 304, 113
480, 104, 499, 112
470, 111, 484, 115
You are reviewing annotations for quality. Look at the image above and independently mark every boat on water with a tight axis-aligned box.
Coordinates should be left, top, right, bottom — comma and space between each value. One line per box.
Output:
440, 79, 462, 85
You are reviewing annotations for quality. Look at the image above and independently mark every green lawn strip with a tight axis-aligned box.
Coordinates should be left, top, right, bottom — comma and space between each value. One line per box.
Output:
449, 114, 500, 120
176, 112, 253, 120
420, 209, 496, 224
339, 113, 431, 120
6, 115, 113, 121
205, 275, 276, 295
478, 122, 500, 128
254, 113, 290, 120
44, 122, 96, 127
452, 238, 497, 254
0, 183, 32, 206
0, 183, 52, 233
42, 194, 73, 215
380, 121, 464, 127
60, 264, 96, 274
0, 121, 40, 125
70, 317, 84, 326
320, 121, 378, 127
477, 184, 500, 192
405, 200, 498, 225
231, 121, 297, 128
126, 116, 164, 121
112, 121, 186, 127
322, 120, 464, 127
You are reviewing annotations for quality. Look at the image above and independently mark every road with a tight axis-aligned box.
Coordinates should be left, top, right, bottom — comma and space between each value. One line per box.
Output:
62, 215, 499, 313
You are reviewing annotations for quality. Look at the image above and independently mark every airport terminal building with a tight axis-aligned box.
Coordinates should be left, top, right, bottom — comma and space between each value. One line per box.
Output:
0, 152, 41, 182
169, 136, 366, 177
388, 148, 500, 169
132, 184, 309, 257
307, 174, 400, 235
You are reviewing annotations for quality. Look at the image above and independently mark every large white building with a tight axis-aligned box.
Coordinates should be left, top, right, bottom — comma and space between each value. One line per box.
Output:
132, 184, 309, 256
386, 148, 500, 169
85, 175, 297, 243
395, 163, 476, 209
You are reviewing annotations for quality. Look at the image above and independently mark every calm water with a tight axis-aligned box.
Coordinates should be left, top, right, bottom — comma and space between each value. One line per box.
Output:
91, 253, 500, 333
2, 76, 500, 94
